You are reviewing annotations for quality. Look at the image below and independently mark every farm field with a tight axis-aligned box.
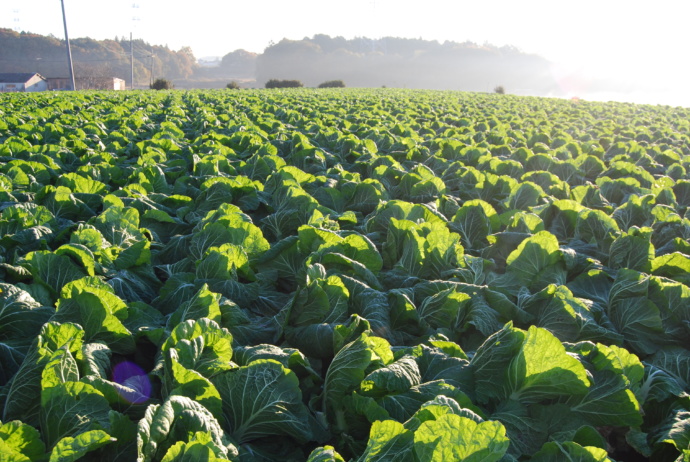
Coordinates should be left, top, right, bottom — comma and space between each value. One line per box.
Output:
1, 88, 690, 461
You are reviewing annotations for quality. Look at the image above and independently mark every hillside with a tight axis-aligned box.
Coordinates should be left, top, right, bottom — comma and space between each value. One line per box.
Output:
0, 28, 196, 88
0, 29, 571, 93
256, 35, 558, 94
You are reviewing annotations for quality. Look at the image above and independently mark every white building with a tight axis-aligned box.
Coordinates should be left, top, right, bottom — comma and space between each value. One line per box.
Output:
198, 56, 221, 68
0, 73, 48, 92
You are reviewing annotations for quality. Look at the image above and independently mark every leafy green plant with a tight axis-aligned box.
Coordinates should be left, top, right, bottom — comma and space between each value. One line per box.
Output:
0, 88, 689, 461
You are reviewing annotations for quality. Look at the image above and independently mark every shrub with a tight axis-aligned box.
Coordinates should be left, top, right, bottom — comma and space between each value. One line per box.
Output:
494, 85, 506, 94
318, 80, 345, 88
150, 78, 173, 90
226, 81, 241, 89
265, 79, 303, 89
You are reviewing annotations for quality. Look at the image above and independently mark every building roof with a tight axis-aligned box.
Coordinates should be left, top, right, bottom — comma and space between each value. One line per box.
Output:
0, 72, 44, 83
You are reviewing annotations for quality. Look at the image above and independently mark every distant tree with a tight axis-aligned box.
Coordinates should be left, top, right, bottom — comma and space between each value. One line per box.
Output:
265, 79, 303, 88
150, 78, 173, 90
226, 80, 240, 89
318, 80, 345, 88
494, 85, 506, 94
174, 46, 197, 79
220, 49, 257, 78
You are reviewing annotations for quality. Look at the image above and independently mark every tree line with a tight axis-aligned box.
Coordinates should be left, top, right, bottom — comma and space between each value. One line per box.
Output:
0, 29, 196, 88
256, 35, 558, 93
1, 29, 566, 94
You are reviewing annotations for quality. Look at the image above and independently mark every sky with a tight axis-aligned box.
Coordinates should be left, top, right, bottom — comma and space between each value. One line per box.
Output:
2, 0, 689, 106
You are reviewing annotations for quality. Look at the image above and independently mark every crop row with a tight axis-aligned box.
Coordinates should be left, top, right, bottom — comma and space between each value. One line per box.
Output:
0, 89, 689, 461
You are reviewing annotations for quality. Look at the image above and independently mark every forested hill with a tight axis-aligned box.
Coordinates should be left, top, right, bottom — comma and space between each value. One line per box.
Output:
0, 28, 196, 87
257, 35, 558, 94
1, 29, 561, 93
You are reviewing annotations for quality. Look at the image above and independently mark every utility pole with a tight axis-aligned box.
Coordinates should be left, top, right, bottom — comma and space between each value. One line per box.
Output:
131, 3, 140, 89
60, 0, 76, 91
130, 32, 134, 90
149, 50, 155, 87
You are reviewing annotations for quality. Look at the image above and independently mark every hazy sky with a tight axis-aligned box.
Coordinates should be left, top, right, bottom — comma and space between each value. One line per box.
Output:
2, 0, 689, 105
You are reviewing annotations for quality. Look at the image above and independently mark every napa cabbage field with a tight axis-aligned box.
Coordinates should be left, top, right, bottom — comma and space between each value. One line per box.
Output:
0, 88, 689, 461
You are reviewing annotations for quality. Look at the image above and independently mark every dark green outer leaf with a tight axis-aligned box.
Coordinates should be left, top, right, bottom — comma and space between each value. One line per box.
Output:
211, 359, 315, 444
